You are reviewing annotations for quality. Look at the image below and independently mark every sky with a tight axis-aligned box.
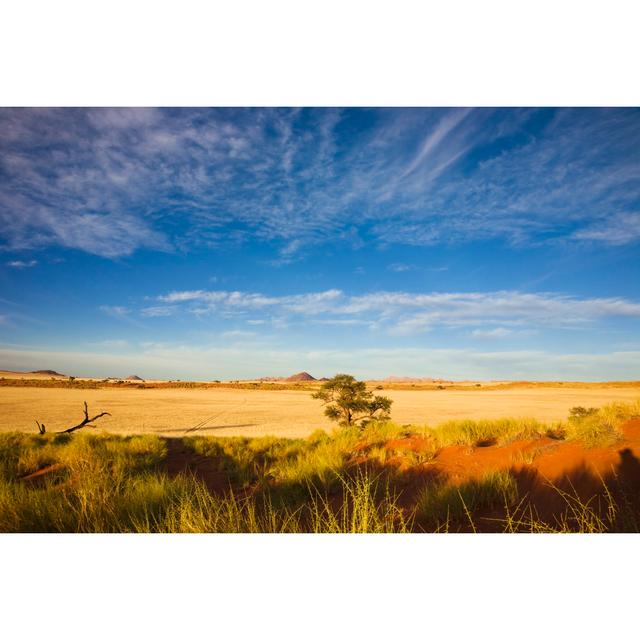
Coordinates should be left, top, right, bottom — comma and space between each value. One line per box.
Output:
0, 107, 639, 380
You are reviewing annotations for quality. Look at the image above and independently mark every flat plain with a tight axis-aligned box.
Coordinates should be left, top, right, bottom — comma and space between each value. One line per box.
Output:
1, 383, 639, 438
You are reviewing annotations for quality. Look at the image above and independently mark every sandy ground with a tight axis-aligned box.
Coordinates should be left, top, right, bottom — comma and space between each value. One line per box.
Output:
1, 385, 639, 438
0, 370, 68, 380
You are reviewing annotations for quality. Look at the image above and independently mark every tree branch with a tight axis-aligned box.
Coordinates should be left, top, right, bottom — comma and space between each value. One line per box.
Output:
36, 401, 111, 435
61, 401, 111, 433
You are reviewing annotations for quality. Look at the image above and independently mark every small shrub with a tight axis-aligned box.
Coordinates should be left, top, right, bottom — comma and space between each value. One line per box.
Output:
564, 400, 640, 447
569, 406, 598, 419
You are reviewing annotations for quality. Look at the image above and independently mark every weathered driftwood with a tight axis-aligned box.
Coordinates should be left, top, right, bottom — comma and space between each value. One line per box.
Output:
35, 401, 111, 435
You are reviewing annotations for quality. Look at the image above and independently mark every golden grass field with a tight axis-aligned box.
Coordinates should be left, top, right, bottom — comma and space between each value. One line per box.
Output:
1, 383, 639, 438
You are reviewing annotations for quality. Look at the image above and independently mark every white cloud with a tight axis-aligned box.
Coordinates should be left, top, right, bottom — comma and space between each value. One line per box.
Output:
6, 259, 37, 268
388, 263, 413, 272
145, 287, 640, 335
571, 212, 640, 246
471, 328, 514, 338
99, 305, 130, 317
221, 330, 256, 338
157, 288, 344, 315
399, 108, 472, 179
2, 108, 638, 261
140, 306, 176, 317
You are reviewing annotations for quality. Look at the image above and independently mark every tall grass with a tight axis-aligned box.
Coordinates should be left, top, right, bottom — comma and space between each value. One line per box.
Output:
185, 429, 358, 489
563, 400, 640, 447
428, 418, 552, 448
147, 470, 412, 534
424, 399, 640, 449
1, 399, 638, 533
0, 432, 410, 533
500, 474, 639, 533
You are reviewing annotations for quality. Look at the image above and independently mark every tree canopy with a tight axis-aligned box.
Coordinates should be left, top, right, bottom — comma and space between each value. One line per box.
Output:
311, 373, 393, 428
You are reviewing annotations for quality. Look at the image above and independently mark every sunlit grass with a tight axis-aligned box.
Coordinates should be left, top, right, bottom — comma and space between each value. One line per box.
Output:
563, 400, 640, 447
1, 399, 638, 532
0, 432, 410, 533
428, 418, 550, 449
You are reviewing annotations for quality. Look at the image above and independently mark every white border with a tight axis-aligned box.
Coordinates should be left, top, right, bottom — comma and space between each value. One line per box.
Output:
1, 1, 638, 637
1, 0, 638, 106
1, 534, 637, 639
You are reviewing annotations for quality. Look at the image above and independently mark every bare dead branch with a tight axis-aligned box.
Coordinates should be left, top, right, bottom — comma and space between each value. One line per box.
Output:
61, 401, 111, 433
35, 401, 111, 435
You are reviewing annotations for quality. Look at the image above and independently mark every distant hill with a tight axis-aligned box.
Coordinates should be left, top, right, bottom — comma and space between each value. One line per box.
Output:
31, 369, 65, 377
284, 371, 316, 382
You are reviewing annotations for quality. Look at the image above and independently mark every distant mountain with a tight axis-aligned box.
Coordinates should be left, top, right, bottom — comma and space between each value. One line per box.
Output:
284, 371, 316, 382
31, 369, 65, 376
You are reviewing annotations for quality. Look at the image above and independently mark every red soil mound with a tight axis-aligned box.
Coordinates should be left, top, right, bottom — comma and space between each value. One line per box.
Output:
382, 420, 640, 486
377, 419, 640, 528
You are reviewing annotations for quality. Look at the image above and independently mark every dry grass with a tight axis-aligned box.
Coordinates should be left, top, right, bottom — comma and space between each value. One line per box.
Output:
2, 384, 640, 438
564, 400, 640, 447
0, 432, 411, 533
1, 398, 639, 533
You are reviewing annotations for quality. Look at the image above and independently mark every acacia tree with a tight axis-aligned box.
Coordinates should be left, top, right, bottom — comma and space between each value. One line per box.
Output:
312, 374, 393, 428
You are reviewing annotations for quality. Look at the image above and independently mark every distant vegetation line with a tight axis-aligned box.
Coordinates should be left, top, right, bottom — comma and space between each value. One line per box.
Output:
0, 378, 318, 391
1, 377, 639, 391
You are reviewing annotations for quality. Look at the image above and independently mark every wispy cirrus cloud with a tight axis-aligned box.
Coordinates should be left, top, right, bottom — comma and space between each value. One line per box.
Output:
570, 212, 640, 245
99, 305, 130, 317
142, 287, 640, 335
99, 304, 146, 329
388, 263, 414, 273
5, 259, 37, 268
1, 108, 638, 260
469, 327, 538, 339
221, 330, 256, 339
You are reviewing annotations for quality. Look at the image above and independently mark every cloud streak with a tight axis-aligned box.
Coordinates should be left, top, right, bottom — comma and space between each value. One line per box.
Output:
1, 108, 638, 260
145, 288, 640, 335
5, 260, 37, 268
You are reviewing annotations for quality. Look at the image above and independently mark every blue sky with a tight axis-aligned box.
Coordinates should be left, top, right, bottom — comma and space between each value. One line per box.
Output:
1, 107, 639, 380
